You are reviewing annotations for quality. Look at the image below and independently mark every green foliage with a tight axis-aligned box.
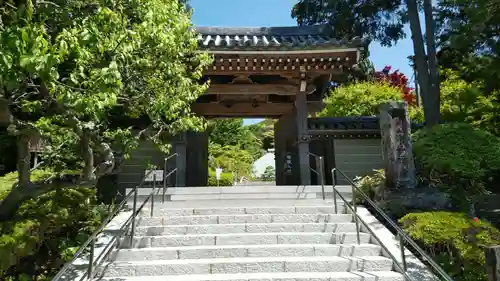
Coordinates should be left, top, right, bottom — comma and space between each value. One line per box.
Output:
0, 171, 107, 280
318, 81, 423, 121
246, 119, 276, 151
412, 123, 500, 209
353, 169, 385, 204
208, 144, 254, 178
1, 0, 210, 177
436, 0, 500, 93
0, 169, 56, 200
207, 170, 233, 187
400, 212, 500, 281
261, 166, 275, 181
440, 69, 500, 136
207, 119, 274, 179
291, 0, 406, 47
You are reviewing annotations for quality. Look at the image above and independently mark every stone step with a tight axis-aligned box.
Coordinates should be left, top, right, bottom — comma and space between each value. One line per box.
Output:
137, 214, 353, 226
110, 244, 383, 261
128, 186, 350, 196
135, 222, 358, 236
96, 271, 404, 281
129, 192, 351, 202
141, 205, 344, 216
120, 232, 371, 248
101, 256, 394, 277
129, 199, 348, 208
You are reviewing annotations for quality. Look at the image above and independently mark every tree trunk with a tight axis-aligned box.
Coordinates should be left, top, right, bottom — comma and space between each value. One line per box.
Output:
80, 130, 94, 181
423, 0, 441, 125
17, 134, 31, 187
406, 0, 434, 127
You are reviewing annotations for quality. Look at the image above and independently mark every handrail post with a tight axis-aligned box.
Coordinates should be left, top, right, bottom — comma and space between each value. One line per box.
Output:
151, 173, 156, 217
331, 170, 338, 214
87, 238, 95, 280
318, 156, 325, 200
398, 233, 408, 271
350, 179, 361, 244
163, 157, 167, 203
130, 187, 138, 248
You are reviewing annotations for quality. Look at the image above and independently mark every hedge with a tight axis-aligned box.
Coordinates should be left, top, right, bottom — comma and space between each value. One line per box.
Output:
208, 170, 233, 186
400, 212, 500, 281
412, 123, 500, 209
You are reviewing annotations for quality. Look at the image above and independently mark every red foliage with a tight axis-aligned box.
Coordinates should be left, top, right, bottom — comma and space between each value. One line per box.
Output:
374, 65, 416, 106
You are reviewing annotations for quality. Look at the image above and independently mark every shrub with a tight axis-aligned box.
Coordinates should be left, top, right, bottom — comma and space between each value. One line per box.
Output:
208, 170, 233, 186
412, 123, 500, 209
399, 212, 500, 281
353, 169, 385, 204
0, 171, 108, 280
318, 81, 423, 122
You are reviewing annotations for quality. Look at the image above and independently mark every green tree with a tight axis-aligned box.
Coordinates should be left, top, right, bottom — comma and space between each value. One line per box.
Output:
261, 166, 275, 181
208, 144, 254, 178
318, 81, 424, 121
439, 69, 500, 136
292, 0, 441, 126
436, 0, 500, 93
247, 119, 276, 151
208, 118, 264, 161
0, 0, 210, 218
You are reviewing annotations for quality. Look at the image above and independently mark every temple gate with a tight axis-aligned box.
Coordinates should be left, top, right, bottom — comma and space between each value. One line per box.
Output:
118, 24, 367, 188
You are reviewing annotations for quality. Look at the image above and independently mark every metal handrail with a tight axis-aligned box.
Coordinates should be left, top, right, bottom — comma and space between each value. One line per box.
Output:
307, 152, 325, 200
331, 168, 454, 281
52, 153, 178, 281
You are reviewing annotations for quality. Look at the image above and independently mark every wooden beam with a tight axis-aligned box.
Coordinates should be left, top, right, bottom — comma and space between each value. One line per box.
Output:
192, 102, 293, 117
206, 84, 316, 95
203, 69, 344, 77
192, 101, 323, 117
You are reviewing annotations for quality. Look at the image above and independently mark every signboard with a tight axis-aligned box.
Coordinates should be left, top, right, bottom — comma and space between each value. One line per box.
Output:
284, 153, 292, 174
215, 168, 223, 180
144, 170, 164, 182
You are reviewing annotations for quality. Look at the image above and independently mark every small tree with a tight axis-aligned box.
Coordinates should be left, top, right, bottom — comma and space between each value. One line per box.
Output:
318, 81, 423, 121
261, 166, 275, 181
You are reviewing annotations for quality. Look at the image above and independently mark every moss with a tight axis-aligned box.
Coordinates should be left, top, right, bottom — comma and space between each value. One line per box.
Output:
399, 211, 500, 281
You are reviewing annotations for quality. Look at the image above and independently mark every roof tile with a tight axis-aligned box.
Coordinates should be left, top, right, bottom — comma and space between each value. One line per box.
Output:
195, 25, 366, 51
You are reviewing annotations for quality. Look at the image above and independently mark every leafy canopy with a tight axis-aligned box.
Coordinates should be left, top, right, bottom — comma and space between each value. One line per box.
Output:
318, 81, 423, 121
1, 0, 211, 174
291, 0, 407, 47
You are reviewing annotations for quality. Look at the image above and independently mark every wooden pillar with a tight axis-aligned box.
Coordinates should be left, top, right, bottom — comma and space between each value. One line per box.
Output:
275, 110, 299, 185
274, 118, 286, 185
296, 78, 310, 185
378, 101, 416, 189
186, 131, 208, 186
175, 133, 187, 187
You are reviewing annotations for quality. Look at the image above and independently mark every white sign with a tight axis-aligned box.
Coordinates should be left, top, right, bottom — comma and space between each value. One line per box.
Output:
215, 168, 223, 180
144, 170, 164, 182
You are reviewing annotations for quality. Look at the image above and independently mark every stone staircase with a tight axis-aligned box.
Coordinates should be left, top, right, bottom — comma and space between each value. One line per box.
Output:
95, 186, 405, 281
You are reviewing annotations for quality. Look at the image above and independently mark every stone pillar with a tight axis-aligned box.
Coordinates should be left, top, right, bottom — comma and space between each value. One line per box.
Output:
378, 102, 416, 189
295, 80, 310, 185
174, 133, 187, 187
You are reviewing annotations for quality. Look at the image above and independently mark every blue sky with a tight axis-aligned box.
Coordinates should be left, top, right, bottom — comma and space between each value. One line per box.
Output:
190, 0, 415, 125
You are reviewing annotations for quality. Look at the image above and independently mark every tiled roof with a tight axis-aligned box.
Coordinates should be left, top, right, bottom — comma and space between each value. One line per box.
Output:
195, 25, 366, 51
